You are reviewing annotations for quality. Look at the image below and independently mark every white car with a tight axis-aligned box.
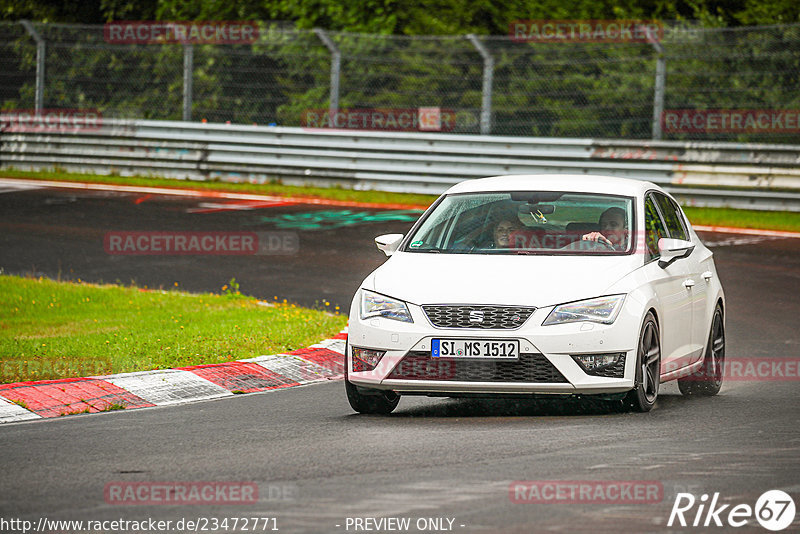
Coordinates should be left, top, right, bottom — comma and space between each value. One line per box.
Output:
345, 174, 725, 414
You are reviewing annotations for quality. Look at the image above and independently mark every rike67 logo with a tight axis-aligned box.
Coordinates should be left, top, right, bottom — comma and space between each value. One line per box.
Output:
668, 490, 796, 531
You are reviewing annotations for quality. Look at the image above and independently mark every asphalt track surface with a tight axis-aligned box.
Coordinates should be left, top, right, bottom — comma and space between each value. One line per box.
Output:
1, 184, 799, 533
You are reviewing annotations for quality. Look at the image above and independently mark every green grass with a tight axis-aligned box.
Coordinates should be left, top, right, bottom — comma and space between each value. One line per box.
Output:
682, 206, 800, 233
60, 408, 90, 416
3, 168, 799, 232
0, 275, 347, 384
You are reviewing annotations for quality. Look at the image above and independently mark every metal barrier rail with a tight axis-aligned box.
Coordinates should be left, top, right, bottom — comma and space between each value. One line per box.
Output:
2, 119, 800, 210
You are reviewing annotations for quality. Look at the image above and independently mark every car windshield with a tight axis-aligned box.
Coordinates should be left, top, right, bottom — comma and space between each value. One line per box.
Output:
404, 191, 634, 255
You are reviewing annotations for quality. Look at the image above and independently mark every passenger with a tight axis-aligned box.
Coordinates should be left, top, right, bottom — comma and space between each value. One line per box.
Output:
581, 207, 627, 249
490, 219, 521, 248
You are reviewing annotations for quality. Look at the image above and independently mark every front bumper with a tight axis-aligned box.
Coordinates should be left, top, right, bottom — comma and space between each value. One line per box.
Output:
348, 303, 639, 396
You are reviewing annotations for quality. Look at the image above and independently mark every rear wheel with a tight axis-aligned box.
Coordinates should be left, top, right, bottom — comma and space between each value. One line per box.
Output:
626, 312, 661, 412
678, 305, 725, 397
344, 343, 400, 414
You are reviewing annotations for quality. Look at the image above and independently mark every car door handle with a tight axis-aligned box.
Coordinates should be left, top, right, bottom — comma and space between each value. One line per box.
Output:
702, 270, 713, 281
683, 279, 696, 289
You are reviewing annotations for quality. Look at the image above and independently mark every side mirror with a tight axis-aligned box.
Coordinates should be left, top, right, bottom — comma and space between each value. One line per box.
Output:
658, 238, 694, 268
375, 234, 404, 257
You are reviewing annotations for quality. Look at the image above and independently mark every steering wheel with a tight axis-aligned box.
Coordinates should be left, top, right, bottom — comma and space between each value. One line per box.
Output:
561, 237, 615, 251
591, 237, 617, 250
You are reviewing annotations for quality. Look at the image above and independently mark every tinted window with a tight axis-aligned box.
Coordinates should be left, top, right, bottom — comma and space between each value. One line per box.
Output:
654, 193, 688, 240
644, 195, 668, 261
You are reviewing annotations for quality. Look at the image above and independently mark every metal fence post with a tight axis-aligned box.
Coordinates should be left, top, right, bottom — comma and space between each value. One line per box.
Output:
648, 33, 666, 140
20, 20, 45, 114
182, 44, 193, 121
313, 28, 340, 116
467, 34, 493, 135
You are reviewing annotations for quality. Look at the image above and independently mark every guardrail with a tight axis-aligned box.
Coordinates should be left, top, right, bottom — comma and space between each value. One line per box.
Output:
2, 119, 800, 210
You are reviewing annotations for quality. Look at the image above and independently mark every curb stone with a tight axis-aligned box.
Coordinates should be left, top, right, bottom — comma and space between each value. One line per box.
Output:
0, 330, 347, 424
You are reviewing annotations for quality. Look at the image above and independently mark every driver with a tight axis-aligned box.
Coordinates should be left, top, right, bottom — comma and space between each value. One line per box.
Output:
581, 207, 627, 250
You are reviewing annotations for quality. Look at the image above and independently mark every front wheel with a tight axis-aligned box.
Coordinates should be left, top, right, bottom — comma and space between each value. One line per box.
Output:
344, 343, 400, 414
678, 305, 724, 397
625, 312, 661, 412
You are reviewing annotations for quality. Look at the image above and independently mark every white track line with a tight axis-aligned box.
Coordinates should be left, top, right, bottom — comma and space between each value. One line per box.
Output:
0, 177, 425, 208
0, 183, 42, 194
0, 177, 289, 202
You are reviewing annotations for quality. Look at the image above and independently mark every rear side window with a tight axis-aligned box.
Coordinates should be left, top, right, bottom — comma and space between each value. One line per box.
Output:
654, 193, 688, 241
644, 195, 668, 261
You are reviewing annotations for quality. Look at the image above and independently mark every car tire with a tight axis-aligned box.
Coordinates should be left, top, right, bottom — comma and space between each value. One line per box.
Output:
344, 342, 400, 414
678, 305, 724, 397
625, 311, 661, 412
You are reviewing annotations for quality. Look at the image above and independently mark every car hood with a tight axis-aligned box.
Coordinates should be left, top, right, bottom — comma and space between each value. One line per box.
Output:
369, 252, 638, 308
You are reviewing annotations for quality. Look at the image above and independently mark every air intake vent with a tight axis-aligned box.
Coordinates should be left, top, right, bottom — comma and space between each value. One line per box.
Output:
387, 352, 566, 383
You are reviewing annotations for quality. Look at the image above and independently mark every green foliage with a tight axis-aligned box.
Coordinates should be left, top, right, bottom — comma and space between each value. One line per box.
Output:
222, 277, 240, 296
100, 0, 159, 22
3, 0, 799, 30
0, 0, 103, 23
735, 0, 800, 25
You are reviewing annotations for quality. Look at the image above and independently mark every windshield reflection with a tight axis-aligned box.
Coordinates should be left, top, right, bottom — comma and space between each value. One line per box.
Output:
404, 192, 634, 255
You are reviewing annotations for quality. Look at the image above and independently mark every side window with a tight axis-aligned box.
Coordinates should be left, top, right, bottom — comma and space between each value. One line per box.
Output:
669, 197, 690, 240
654, 193, 688, 241
644, 195, 667, 261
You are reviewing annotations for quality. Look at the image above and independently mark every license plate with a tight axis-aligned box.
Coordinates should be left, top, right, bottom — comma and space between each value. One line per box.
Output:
431, 339, 519, 359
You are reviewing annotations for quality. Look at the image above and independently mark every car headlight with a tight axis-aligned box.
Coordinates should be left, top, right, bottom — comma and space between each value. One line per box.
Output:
543, 295, 626, 326
360, 290, 413, 323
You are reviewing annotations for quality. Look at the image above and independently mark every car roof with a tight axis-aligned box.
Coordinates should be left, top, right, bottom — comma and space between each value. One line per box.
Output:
445, 174, 661, 197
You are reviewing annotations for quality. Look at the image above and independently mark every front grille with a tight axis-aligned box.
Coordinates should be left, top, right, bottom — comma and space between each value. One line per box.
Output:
422, 305, 536, 329
386, 352, 566, 383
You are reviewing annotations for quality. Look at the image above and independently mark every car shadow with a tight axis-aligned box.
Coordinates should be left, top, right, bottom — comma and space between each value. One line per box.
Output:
387, 395, 638, 418
340, 390, 710, 419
